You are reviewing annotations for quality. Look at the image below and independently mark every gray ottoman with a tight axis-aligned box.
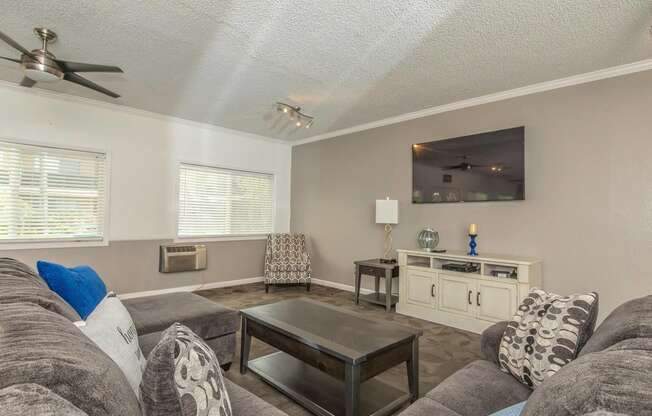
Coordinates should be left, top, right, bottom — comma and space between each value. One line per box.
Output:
123, 291, 239, 368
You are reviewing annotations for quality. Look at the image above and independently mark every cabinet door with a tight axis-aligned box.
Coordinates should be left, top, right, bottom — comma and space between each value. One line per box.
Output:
406, 268, 436, 308
438, 273, 475, 317
476, 280, 517, 322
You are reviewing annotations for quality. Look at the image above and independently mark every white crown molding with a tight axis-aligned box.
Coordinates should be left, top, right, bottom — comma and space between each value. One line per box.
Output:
292, 58, 652, 146
0, 80, 289, 146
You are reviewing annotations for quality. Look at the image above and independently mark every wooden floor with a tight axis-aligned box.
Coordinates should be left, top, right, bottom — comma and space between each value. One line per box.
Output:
197, 283, 482, 416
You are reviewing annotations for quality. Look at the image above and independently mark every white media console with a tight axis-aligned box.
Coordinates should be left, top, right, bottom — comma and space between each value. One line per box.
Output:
396, 249, 542, 334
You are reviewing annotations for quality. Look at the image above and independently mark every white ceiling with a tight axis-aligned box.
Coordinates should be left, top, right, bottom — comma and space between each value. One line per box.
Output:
1, 1, 651, 141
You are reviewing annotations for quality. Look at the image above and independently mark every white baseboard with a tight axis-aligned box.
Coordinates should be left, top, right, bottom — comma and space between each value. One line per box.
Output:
311, 278, 371, 294
311, 278, 399, 295
118, 276, 264, 300
120, 276, 396, 300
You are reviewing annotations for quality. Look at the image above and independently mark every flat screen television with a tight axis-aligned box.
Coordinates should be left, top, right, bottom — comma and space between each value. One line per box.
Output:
412, 127, 524, 203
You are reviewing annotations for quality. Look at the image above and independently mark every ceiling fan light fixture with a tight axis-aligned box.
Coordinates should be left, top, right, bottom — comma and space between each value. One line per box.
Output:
0, 27, 123, 98
23, 68, 59, 82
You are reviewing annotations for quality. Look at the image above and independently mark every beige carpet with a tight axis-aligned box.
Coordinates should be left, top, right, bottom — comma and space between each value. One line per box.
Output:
197, 282, 482, 416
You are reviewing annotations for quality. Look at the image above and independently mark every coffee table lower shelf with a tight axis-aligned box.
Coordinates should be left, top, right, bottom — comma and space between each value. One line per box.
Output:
246, 351, 410, 416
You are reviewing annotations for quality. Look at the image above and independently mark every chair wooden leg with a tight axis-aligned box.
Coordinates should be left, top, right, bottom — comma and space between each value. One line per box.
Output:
306, 283, 311, 292
265, 284, 269, 293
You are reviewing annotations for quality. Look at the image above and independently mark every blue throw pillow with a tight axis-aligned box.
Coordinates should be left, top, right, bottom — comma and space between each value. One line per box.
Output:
490, 401, 527, 416
36, 261, 107, 319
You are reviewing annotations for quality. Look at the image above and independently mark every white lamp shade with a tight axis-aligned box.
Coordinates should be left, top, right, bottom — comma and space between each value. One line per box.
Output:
376, 199, 399, 224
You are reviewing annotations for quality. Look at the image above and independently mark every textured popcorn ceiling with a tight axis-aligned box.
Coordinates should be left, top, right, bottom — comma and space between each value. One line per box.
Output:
0, 1, 651, 141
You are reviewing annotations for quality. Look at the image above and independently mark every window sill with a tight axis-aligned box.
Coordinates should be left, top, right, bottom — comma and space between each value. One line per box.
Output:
0, 240, 109, 251
174, 235, 269, 243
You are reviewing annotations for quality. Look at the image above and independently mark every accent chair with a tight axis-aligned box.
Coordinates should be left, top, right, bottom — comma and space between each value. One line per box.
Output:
264, 233, 311, 292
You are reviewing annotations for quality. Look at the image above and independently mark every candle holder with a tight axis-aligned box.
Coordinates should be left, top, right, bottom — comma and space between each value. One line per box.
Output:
468, 234, 478, 256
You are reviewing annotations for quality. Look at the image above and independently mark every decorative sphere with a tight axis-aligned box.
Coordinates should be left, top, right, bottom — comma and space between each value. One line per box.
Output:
417, 228, 439, 251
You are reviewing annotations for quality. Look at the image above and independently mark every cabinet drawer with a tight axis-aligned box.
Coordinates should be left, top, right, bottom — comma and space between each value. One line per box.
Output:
358, 265, 397, 278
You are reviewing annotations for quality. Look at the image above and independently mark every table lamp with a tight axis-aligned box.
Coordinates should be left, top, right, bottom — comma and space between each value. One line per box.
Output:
376, 198, 399, 263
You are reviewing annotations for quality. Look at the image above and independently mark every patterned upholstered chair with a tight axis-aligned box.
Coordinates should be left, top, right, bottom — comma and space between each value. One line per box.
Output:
264, 233, 311, 292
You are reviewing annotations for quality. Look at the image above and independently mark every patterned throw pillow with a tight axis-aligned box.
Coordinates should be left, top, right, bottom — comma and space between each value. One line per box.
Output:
498, 288, 598, 389
140, 323, 232, 416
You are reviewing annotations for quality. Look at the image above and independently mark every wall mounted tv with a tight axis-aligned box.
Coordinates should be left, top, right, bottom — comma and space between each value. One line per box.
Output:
412, 126, 524, 203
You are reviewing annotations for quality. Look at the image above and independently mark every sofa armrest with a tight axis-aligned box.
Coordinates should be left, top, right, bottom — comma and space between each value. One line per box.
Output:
480, 321, 508, 364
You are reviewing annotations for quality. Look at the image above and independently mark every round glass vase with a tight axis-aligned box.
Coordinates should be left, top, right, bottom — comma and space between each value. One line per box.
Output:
417, 228, 439, 252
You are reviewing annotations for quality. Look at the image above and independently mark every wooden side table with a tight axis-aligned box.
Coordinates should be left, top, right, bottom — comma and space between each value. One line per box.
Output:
354, 259, 399, 312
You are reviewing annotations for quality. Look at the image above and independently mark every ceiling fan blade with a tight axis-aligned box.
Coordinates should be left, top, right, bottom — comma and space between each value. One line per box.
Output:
442, 164, 462, 170
19, 77, 36, 87
56, 59, 123, 73
0, 30, 37, 60
63, 72, 120, 98
0, 55, 20, 63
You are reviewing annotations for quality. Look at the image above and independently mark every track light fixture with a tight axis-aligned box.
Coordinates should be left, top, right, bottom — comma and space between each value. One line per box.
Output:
276, 102, 314, 129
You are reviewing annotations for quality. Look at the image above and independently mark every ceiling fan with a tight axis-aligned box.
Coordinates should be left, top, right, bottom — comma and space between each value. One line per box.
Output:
442, 155, 489, 171
0, 27, 123, 98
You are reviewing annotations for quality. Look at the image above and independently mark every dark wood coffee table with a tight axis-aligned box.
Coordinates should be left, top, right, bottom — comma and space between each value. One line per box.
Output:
240, 298, 421, 416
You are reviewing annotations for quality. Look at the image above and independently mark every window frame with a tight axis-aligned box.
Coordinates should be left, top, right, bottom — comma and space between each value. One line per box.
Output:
174, 161, 276, 242
0, 137, 111, 250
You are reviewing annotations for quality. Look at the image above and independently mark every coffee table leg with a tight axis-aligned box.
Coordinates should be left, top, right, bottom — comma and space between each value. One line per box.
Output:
240, 316, 251, 374
406, 337, 419, 402
345, 363, 360, 416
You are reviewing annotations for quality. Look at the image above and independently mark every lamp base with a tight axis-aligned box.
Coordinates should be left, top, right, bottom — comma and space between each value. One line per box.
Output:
379, 258, 397, 264
468, 234, 478, 256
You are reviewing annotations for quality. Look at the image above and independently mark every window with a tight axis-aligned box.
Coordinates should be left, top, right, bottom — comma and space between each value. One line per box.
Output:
177, 163, 274, 238
0, 140, 107, 243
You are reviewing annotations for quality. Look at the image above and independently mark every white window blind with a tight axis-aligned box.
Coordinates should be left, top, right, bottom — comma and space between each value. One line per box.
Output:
178, 164, 274, 238
0, 141, 107, 243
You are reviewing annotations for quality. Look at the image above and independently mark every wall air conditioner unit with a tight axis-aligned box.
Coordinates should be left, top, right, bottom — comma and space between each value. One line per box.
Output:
159, 244, 207, 273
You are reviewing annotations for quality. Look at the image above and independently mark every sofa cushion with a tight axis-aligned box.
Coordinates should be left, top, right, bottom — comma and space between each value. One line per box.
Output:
395, 397, 462, 416
226, 378, 289, 416
140, 323, 232, 416
139, 331, 236, 365
0, 384, 88, 416
426, 360, 531, 416
522, 338, 652, 416
0, 272, 80, 321
580, 294, 652, 355
79, 293, 147, 394
124, 291, 239, 339
0, 258, 47, 286
490, 401, 526, 416
499, 289, 598, 388
37, 261, 107, 319
0, 302, 141, 416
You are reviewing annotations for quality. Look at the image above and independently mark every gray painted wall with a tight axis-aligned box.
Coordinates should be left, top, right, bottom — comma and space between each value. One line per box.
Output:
0, 239, 266, 295
291, 70, 652, 320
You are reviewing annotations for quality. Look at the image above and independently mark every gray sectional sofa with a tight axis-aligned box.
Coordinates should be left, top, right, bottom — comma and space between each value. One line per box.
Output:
1, 256, 651, 415
399, 295, 652, 416
0, 258, 286, 416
